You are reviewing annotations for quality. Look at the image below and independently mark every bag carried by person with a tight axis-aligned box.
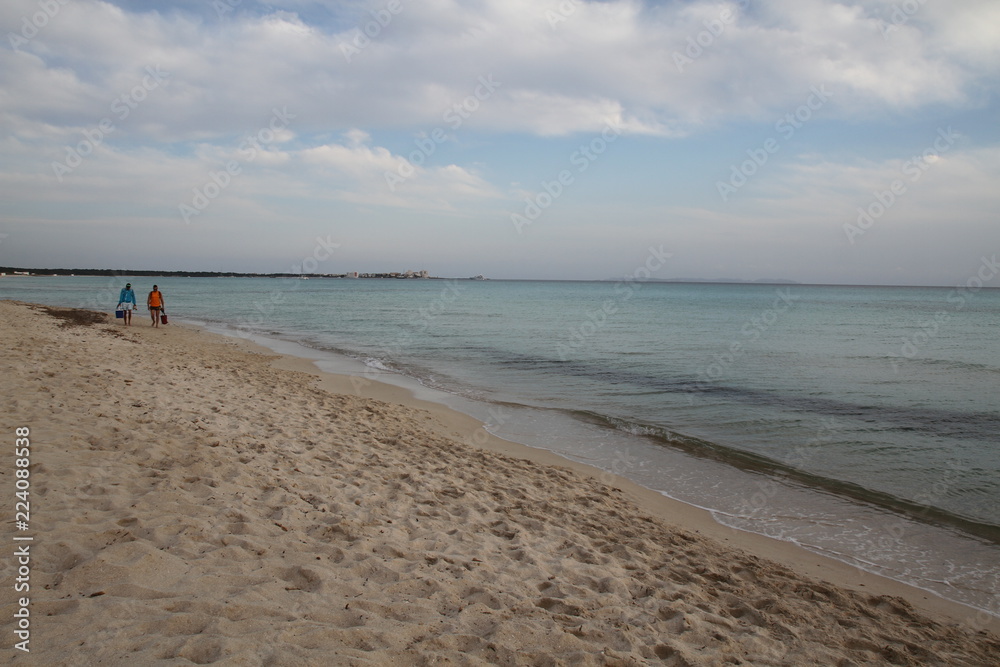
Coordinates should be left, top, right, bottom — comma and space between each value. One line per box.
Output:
115, 306, 124, 318
160, 311, 168, 324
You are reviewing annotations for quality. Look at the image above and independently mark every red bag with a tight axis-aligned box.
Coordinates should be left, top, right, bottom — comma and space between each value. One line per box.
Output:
160, 313, 168, 324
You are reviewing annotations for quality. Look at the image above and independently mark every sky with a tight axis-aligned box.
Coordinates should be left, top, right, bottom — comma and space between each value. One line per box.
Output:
1, 0, 998, 285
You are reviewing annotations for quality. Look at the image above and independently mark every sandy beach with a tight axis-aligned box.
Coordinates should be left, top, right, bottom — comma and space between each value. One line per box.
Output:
1, 300, 997, 666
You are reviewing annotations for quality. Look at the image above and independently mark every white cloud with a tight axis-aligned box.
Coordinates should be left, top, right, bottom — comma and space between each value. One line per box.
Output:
301, 138, 399, 173
298, 130, 501, 210
2, 0, 998, 282
3, 0, 994, 144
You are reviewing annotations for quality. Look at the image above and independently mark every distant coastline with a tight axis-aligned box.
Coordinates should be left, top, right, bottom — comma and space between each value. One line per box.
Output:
6, 268, 995, 289
0, 267, 457, 280
0, 269, 800, 285
0, 267, 798, 283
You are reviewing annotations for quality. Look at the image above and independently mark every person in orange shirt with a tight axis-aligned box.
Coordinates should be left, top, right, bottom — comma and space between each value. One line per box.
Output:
147, 284, 165, 327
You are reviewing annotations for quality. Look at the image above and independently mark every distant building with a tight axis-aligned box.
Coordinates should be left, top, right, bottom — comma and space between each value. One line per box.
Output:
350, 270, 431, 279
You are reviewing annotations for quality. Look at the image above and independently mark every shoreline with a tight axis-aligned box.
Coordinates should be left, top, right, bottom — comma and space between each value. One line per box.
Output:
2, 300, 998, 664
202, 320, 1000, 630
227, 320, 1000, 636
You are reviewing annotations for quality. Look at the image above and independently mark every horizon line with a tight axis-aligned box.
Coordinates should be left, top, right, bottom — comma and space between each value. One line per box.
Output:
0, 266, 994, 290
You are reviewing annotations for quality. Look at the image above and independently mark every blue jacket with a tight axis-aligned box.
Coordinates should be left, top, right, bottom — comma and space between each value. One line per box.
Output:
119, 288, 137, 305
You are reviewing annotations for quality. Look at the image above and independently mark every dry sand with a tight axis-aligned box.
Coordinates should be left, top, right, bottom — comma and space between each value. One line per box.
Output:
1, 300, 997, 666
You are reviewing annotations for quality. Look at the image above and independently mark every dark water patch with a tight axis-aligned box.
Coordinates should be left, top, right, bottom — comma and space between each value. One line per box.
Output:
572, 409, 1000, 545
470, 347, 1000, 440
686, 383, 1000, 441
899, 357, 1000, 374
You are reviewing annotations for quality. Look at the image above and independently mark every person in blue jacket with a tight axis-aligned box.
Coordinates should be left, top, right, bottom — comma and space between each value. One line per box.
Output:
118, 282, 137, 326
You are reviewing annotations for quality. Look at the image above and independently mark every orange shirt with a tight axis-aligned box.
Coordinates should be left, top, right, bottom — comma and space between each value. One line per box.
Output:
148, 291, 162, 308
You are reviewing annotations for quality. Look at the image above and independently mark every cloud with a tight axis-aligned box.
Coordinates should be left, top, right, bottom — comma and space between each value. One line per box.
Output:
299, 130, 501, 210
2, 0, 998, 283
709, 141, 1000, 280
3, 0, 995, 146
301, 136, 398, 174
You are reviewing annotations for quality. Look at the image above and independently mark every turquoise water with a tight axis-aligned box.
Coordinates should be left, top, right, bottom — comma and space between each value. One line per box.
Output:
3, 275, 999, 617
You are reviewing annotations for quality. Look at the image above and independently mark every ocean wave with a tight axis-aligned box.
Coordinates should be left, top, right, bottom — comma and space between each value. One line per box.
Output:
363, 357, 394, 372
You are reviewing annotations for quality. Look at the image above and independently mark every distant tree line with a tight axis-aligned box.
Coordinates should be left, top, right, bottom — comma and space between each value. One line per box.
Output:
0, 267, 341, 278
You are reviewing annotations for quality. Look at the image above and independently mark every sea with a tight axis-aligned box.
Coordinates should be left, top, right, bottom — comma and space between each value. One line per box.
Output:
3, 274, 998, 620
